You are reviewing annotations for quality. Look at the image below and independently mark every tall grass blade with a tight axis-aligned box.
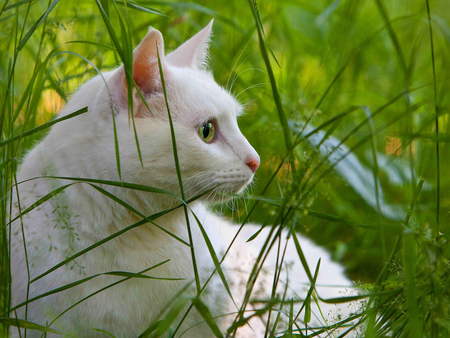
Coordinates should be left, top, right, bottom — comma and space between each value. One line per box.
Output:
92, 328, 117, 338
156, 45, 201, 294
0, 318, 61, 334
247, 0, 293, 156
3, 0, 35, 13
426, 0, 440, 229
16, 0, 60, 51
88, 184, 189, 246
0, 107, 87, 148
403, 231, 422, 338
116, 1, 165, 15
149, 295, 193, 338
192, 297, 223, 338
190, 211, 236, 306
9, 267, 183, 314
49, 262, 171, 326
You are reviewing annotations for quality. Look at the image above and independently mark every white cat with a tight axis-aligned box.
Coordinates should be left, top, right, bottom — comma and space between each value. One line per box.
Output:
9, 21, 355, 337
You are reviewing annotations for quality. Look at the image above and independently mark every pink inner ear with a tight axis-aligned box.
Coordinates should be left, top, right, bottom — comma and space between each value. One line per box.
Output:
129, 28, 168, 94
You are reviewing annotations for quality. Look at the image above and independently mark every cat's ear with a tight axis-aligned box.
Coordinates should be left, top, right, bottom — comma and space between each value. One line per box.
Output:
166, 19, 213, 69
128, 28, 169, 93
107, 28, 169, 112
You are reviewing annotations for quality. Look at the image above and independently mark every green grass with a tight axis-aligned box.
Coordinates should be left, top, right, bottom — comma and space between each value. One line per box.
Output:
1, 0, 450, 337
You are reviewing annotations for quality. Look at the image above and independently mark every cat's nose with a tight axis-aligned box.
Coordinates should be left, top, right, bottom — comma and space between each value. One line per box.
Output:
246, 156, 260, 174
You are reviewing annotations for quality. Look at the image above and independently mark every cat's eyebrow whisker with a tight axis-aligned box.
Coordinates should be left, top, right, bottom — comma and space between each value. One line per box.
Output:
230, 67, 267, 94
228, 51, 263, 92
226, 38, 256, 91
236, 83, 269, 100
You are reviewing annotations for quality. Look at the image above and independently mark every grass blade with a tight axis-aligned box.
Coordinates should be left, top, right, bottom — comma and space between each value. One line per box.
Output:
0, 107, 87, 148
0, 318, 61, 334
116, 1, 165, 15
9, 264, 181, 314
190, 210, 236, 307
157, 44, 201, 295
247, 0, 293, 158
150, 295, 193, 338
403, 231, 422, 338
88, 184, 189, 246
192, 297, 223, 338
49, 262, 172, 326
17, 0, 60, 51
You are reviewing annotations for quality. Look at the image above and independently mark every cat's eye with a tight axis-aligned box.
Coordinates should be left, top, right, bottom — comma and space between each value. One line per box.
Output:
198, 121, 215, 143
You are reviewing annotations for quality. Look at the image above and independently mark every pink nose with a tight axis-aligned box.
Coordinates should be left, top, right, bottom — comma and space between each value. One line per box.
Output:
246, 157, 260, 174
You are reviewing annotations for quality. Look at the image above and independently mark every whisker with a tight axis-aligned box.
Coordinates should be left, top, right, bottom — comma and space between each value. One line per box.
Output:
184, 177, 217, 196
236, 83, 269, 100
231, 67, 267, 94
242, 96, 261, 107
229, 51, 261, 92
226, 38, 256, 91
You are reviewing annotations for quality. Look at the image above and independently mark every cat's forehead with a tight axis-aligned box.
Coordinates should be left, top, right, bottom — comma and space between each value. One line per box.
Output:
168, 67, 243, 124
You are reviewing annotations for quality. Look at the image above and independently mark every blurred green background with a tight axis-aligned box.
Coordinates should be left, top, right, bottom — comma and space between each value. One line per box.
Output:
1, 0, 450, 336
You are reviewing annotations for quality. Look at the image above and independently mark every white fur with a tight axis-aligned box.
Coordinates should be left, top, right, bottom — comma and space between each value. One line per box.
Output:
166, 19, 214, 69
9, 23, 355, 338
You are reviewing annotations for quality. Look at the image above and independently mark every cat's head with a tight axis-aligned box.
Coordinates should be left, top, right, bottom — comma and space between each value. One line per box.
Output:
101, 20, 259, 204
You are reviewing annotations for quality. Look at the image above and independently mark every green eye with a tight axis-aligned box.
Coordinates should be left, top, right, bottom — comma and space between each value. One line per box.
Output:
198, 121, 215, 143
